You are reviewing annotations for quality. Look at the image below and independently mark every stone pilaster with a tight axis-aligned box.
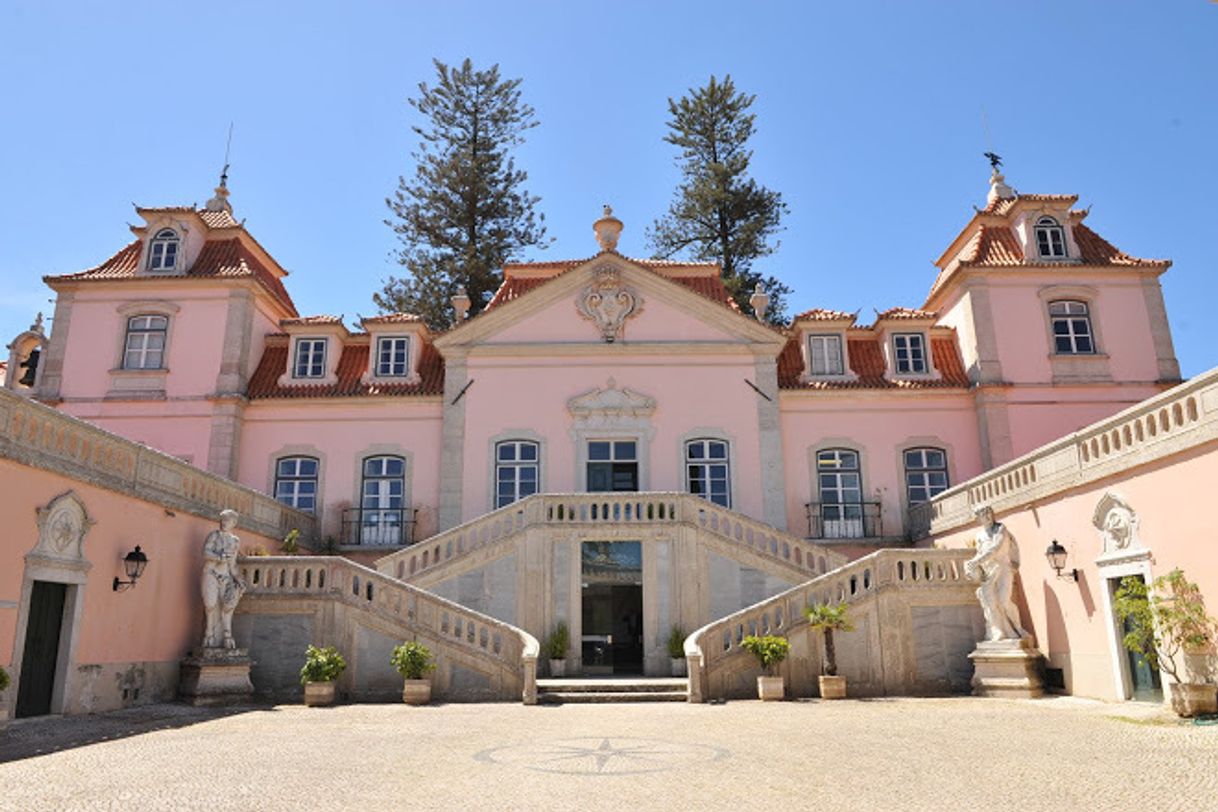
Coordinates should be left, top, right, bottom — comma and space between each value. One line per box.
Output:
960, 283, 1006, 385
974, 387, 1014, 469
215, 289, 255, 395
36, 290, 74, 401
438, 353, 468, 530
206, 398, 246, 479
1141, 277, 1181, 383
753, 355, 787, 531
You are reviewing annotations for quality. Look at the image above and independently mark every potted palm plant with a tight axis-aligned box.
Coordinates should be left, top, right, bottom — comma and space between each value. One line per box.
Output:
740, 635, 790, 701
667, 625, 687, 677
545, 621, 570, 678
391, 641, 436, 705
299, 645, 346, 707
1114, 569, 1218, 717
804, 601, 854, 699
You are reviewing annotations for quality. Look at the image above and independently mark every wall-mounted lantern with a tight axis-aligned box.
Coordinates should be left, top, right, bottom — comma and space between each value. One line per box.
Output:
112, 546, 149, 591
1044, 540, 1079, 582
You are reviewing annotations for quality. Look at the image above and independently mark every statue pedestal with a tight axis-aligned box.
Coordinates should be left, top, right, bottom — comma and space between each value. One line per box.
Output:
968, 637, 1044, 699
179, 647, 254, 706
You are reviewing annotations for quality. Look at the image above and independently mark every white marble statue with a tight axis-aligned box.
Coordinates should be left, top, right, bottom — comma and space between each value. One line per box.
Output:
963, 505, 1028, 642
201, 509, 247, 650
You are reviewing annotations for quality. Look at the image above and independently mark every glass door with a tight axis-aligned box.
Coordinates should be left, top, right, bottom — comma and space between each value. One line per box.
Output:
361, 456, 405, 545
586, 440, 638, 492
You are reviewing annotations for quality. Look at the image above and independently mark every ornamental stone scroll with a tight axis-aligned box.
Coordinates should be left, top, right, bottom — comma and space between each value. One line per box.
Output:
1092, 492, 1143, 557
576, 264, 641, 343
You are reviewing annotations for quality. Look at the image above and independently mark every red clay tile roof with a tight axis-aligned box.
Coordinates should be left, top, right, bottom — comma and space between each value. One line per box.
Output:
247, 339, 444, 399
485, 276, 555, 310
1072, 224, 1167, 267
955, 223, 1168, 269
981, 193, 1077, 216
198, 209, 240, 228
875, 307, 937, 321
362, 312, 425, 325
778, 335, 970, 390
484, 267, 739, 314
281, 315, 343, 326
793, 308, 855, 322
45, 238, 298, 315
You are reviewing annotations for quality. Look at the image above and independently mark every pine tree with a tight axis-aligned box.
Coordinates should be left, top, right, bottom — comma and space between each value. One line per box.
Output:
647, 75, 790, 323
377, 59, 550, 329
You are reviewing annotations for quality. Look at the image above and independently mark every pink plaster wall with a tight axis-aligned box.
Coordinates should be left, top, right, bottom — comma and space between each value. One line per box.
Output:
460, 354, 764, 521
779, 394, 984, 539
930, 441, 1218, 700
238, 400, 444, 541
0, 459, 280, 672
1004, 387, 1163, 458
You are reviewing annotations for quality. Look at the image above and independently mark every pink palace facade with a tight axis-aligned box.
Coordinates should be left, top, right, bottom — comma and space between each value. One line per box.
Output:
3, 167, 1202, 700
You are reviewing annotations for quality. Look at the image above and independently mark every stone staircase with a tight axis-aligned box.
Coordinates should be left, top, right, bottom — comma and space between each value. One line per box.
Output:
537, 677, 688, 704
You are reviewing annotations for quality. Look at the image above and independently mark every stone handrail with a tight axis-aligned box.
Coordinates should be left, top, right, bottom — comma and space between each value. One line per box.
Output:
0, 388, 315, 543
909, 368, 1218, 538
376, 491, 849, 582
685, 548, 974, 702
240, 556, 539, 704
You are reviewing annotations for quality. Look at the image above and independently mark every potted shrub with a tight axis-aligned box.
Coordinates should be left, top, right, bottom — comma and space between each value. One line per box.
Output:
545, 621, 570, 678
391, 641, 436, 705
299, 645, 345, 707
667, 625, 687, 677
804, 602, 855, 700
1114, 569, 1218, 717
0, 665, 10, 730
740, 635, 790, 701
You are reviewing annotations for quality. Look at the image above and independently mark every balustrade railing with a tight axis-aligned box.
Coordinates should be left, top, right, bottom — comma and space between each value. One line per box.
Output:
804, 501, 882, 540
340, 508, 418, 547
375, 492, 849, 582
240, 556, 539, 703
685, 548, 973, 702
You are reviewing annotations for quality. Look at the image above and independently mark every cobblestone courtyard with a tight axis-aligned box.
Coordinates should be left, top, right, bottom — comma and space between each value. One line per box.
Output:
1, 697, 1214, 812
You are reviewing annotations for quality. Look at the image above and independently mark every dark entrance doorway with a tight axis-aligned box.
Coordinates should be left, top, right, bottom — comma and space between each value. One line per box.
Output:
16, 580, 67, 718
581, 542, 643, 675
1112, 575, 1163, 702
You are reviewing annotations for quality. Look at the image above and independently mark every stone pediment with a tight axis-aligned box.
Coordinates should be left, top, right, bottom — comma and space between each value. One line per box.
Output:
30, 491, 95, 569
568, 379, 656, 420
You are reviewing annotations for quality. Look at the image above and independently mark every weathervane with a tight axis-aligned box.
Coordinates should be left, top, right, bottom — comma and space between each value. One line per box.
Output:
984, 151, 1003, 171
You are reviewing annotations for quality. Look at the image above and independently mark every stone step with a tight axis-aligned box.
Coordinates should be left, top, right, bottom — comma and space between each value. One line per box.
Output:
538, 690, 688, 704
536, 677, 689, 704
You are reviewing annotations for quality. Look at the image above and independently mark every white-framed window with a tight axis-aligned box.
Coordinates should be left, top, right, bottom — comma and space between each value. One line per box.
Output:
1035, 216, 1067, 259
808, 334, 845, 376
360, 455, 406, 545
686, 438, 730, 508
274, 456, 319, 513
904, 448, 949, 505
147, 229, 180, 271
293, 338, 327, 378
1049, 300, 1095, 354
816, 448, 864, 539
587, 440, 639, 492
375, 336, 410, 377
893, 333, 928, 374
122, 315, 168, 369
495, 440, 539, 508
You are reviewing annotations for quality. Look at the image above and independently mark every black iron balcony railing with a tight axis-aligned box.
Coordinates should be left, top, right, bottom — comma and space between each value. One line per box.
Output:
340, 508, 418, 547
804, 501, 882, 540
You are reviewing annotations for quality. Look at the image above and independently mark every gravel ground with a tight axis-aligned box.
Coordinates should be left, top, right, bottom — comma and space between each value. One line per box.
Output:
1, 697, 1214, 812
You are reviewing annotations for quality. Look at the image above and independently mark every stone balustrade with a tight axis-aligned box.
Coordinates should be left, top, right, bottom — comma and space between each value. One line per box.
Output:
240, 556, 539, 704
375, 491, 849, 583
0, 388, 315, 542
909, 369, 1218, 539
686, 548, 977, 701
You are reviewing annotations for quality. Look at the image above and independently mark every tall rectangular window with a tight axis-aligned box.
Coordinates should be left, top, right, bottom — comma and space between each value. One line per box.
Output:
686, 439, 730, 507
904, 448, 949, 505
293, 338, 327, 378
808, 334, 844, 376
893, 333, 928, 374
376, 336, 410, 377
587, 440, 638, 492
817, 448, 864, 538
496, 440, 539, 508
360, 455, 405, 545
274, 456, 319, 513
123, 315, 168, 369
1049, 301, 1094, 354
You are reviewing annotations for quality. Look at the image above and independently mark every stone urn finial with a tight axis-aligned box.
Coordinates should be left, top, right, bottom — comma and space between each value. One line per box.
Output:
593, 205, 623, 252
451, 285, 471, 321
748, 283, 770, 322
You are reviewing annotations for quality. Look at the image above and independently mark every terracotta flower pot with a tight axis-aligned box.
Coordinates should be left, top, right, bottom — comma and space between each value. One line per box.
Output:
1168, 682, 1218, 718
303, 681, 336, 707
670, 658, 688, 677
402, 679, 432, 705
549, 659, 566, 678
818, 675, 847, 700
757, 675, 785, 701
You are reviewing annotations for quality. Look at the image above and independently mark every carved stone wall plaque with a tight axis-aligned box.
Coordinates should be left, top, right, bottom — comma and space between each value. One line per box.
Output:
1092, 492, 1142, 557
32, 492, 94, 564
576, 265, 641, 343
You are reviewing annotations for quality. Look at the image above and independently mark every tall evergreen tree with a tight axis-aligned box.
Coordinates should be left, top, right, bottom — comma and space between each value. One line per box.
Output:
377, 58, 549, 329
647, 75, 791, 323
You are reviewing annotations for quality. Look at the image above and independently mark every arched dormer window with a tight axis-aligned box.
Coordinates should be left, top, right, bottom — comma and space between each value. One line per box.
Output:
148, 229, 180, 271
1034, 217, 1066, 259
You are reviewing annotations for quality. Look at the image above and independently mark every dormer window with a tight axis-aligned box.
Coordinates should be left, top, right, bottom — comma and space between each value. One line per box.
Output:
147, 229, 180, 271
293, 338, 327, 378
375, 336, 410, 377
893, 333, 928, 374
808, 334, 845, 376
1034, 217, 1067, 259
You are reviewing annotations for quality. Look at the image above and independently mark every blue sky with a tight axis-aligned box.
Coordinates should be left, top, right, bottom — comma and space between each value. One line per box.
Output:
2, 1, 1215, 375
